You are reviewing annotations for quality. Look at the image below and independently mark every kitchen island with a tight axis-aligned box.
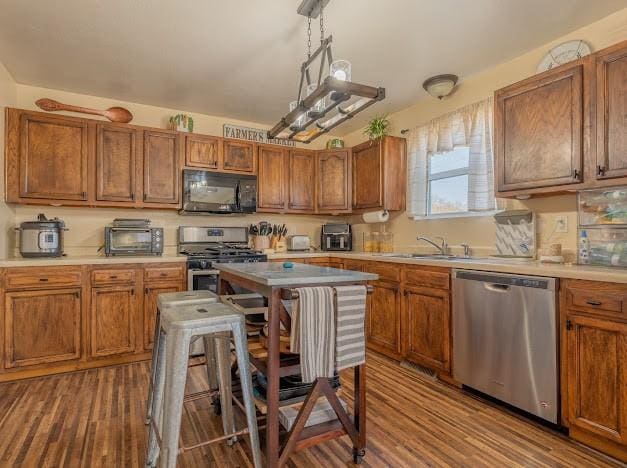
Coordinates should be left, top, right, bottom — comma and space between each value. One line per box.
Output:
214, 261, 377, 467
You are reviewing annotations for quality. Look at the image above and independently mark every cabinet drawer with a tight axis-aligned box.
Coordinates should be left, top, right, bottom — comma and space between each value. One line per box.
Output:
365, 262, 400, 282
144, 266, 183, 282
564, 282, 626, 319
91, 269, 136, 286
402, 267, 450, 290
5, 267, 82, 290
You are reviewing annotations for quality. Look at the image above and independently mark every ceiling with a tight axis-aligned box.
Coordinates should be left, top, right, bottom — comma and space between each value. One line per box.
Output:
0, 0, 623, 135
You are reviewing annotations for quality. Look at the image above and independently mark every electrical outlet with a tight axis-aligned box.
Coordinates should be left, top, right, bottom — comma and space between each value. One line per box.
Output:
555, 215, 568, 233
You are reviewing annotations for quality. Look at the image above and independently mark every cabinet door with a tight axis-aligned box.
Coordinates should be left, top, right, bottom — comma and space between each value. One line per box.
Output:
566, 314, 627, 445
144, 284, 181, 350
96, 123, 138, 202
223, 139, 255, 174
287, 149, 315, 212
90, 286, 136, 357
18, 113, 89, 201
352, 141, 383, 210
257, 145, 287, 211
402, 285, 451, 373
316, 150, 351, 213
495, 62, 585, 193
366, 279, 401, 359
143, 130, 180, 205
4, 288, 81, 368
185, 134, 222, 170
595, 42, 627, 180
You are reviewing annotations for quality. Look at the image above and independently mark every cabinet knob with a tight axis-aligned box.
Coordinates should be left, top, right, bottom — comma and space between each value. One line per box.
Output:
572, 169, 581, 180
566, 319, 573, 330
597, 165, 606, 177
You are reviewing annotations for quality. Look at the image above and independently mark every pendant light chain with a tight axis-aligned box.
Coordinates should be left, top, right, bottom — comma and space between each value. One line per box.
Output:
307, 16, 312, 58
319, 3, 325, 43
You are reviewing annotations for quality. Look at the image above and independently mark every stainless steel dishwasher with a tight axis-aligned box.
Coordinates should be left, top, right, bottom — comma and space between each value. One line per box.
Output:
452, 269, 558, 423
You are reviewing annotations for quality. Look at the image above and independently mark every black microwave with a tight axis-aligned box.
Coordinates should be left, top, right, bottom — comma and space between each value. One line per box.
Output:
181, 169, 257, 215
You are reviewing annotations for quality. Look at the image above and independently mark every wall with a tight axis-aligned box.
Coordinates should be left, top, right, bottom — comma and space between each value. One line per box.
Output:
8, 85, 341, 256
345, 8, 627, 259
0, 60, 16, 259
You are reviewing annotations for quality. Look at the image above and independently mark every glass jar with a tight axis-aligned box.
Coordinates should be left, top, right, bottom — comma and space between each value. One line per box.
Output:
363, 232, 378, 253
379, 232, 394, 253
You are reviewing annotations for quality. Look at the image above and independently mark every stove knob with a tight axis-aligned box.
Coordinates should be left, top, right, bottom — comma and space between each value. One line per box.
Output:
200, 260, 208, 269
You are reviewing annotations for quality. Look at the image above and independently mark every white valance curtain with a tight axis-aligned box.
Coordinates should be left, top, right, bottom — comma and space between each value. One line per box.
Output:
407, 97, 495, 217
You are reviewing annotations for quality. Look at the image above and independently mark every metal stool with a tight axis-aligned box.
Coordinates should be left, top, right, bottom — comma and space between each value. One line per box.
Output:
145, 290, 219, 427
146, 302, 262, 468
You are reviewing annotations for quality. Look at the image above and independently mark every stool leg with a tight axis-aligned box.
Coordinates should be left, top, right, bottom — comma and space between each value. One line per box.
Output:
232, 320, 262, 468
204, 336, 219, 391
211, 335, 236, 445
145, 309, 162, 425
146, 328, 166, 466
160, 329, 191, 468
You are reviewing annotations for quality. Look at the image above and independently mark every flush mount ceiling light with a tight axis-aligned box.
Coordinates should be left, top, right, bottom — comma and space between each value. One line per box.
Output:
422, 74, 459, 99
268, 0, 385, 144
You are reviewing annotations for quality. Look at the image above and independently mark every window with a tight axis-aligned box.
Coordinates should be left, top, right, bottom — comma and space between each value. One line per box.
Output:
427, 146, 470, 215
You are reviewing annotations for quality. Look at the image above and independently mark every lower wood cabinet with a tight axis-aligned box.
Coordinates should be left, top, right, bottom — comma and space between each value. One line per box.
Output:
402, 285, 450, 373
366, 279, 402, 359
90, 285, 136, 358
4, 288, 81, 368
143, 283, 181, 351
561, 279, 627, 462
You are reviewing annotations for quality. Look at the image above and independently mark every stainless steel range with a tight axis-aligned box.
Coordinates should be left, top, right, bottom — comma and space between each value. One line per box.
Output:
179, 226, 267, 292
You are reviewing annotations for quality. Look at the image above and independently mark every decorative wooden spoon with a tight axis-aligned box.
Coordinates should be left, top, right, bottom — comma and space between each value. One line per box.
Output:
35, 98, 133, 123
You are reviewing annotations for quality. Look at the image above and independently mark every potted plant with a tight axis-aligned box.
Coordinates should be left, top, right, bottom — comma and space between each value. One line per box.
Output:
169, 114, 194, 133
364, 114, 390, 141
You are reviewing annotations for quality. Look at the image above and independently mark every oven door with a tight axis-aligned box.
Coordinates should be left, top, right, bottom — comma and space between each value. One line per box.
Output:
106, 228, 153, 255
188, 269, 219, 293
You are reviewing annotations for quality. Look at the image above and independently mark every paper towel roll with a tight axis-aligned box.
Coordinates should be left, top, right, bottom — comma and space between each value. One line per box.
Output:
362, 210, 389, 223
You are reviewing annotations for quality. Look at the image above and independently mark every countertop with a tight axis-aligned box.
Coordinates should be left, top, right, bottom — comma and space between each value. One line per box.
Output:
0, 254, 187, 267
268, 252, 627, 284
215, 261, 377, 286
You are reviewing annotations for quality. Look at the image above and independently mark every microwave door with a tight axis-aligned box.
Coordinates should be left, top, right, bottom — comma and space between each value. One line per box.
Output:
185, 175, 238, 212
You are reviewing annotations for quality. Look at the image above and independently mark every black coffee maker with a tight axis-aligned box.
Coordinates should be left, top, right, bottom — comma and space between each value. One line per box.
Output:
320, 223, 352, 251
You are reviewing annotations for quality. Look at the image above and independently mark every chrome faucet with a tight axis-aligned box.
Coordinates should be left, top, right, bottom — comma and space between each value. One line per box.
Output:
416, 236, 448, 255
460, 243, 471, 258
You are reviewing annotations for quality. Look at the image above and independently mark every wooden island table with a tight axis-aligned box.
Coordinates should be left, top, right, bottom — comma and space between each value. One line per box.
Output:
214, 261, 377, 467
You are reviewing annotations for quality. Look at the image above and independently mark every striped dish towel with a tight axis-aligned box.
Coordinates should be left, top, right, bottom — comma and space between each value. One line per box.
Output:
290, 287, 335, 383
334, 285, 367, 371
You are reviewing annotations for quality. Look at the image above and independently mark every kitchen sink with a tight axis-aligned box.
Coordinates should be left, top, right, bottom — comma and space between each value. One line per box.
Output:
386, 253, 489, 261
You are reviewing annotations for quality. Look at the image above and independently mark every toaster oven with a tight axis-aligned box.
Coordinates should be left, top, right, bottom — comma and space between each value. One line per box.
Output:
104, 226, 163, 256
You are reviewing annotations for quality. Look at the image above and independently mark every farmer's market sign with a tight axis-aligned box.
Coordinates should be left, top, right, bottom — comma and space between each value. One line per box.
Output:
223, 124, 295, 147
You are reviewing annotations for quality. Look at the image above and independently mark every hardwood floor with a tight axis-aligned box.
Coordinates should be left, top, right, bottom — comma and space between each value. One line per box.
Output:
0, 352, 621, 467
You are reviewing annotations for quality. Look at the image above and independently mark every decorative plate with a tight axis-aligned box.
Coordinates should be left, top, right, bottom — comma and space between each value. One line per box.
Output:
536, 40, 592, 73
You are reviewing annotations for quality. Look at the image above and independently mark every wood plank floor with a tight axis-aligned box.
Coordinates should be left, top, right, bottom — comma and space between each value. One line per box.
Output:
0, 352, 622, 467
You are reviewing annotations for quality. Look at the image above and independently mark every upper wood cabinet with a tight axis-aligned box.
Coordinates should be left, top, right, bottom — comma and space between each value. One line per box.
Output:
316, 149, 351, 213
495, 60, 586, 195
5, 110, 89, 203
352, 136, 406, 212
223, 138, 256, 174
4, 288, 82, 369
257, 144, 287, 211
95, 123, 139, 203
287, 149, 315, 212
185, 134, 222, 170
595, 41, 627, 182
143, 130, 180, 206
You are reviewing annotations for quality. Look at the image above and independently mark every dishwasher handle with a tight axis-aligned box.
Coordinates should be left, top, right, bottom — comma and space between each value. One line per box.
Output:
484, 283, 511, 293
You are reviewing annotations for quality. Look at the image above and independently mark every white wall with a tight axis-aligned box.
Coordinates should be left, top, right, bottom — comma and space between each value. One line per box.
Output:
0, 60, 17, 259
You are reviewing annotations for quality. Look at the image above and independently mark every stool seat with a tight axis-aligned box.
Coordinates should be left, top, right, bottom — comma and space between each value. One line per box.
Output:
157, 290, 218, 310
160, 303, 242, 331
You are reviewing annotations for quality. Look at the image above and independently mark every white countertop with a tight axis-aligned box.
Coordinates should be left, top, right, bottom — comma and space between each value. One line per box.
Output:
0, 254, 187, 267
215, 261, 377, 286
268, 252, 627, 284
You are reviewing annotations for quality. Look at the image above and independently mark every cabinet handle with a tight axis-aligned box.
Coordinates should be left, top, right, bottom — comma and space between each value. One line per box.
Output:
81, 191, 87, 198
572, 169, 581, 180
74, 292, 80, 299
143, 194, 147, 201
566, 319, 573, 330
597, 165, 606, 177
130, 193, 135, 201
110, 275, 118, 279
145, 287, 150, 293
160, 272, 168, 277
39, 278, 49, 282
586, 300, 602, 306
131, 289, 135, 296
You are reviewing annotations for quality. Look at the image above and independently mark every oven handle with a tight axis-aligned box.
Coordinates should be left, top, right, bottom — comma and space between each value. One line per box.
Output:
189, 269, 220, 276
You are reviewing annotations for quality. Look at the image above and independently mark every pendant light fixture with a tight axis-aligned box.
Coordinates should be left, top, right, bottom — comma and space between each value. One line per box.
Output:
268, 0, 385, 143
